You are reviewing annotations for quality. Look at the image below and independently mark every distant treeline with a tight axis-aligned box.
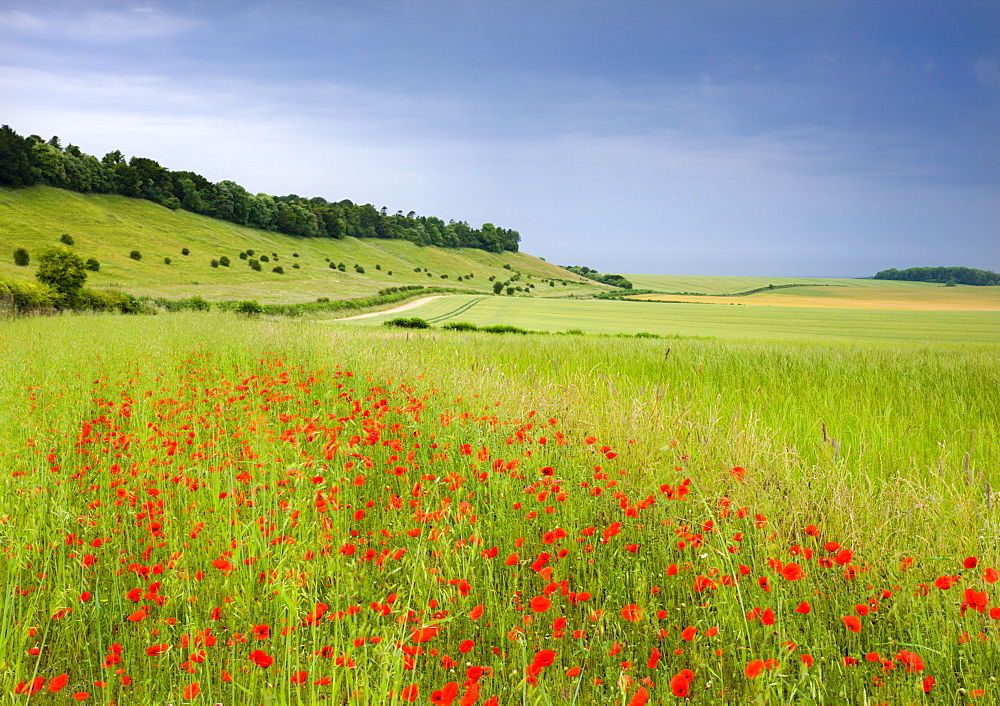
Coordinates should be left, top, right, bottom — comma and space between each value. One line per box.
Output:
0, 125, 519, 253
560, 265, 633, 289
874, 266, 998, 286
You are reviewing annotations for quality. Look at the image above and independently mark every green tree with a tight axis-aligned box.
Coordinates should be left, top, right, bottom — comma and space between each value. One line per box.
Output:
35, 247, 86, 306
13, 248, 29, 266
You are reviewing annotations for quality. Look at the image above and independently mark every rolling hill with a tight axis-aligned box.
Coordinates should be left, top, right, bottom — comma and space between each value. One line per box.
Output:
0, 186, 599, 303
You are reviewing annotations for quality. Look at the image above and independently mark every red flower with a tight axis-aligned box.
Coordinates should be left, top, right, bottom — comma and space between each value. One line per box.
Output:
183, 682, 200, 699
249, 649, 273, 668
411, 625, 440, 643
49, 674, 69, 694
529, 595, 552, 613
843, 615, 862, 632
745, 659, 765, 679
290, 671, 308, 684
532, 649, 556, 667
621, 604, 641, 622
795, 601, 811, 614
400, 684, 419, 702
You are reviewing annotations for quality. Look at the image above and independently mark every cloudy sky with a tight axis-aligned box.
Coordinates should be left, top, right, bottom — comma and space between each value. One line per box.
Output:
2, 0, 997, 276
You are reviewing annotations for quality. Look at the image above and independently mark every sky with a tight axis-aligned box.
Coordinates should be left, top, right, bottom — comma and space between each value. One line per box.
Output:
1, 0, 997, 276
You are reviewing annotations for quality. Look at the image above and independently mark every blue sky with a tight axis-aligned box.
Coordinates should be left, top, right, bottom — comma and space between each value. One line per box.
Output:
2, 0, 997, 276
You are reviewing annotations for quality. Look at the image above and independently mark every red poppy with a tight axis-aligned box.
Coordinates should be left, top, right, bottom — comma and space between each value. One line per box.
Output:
400, 684, 419, 702
795, 601, 811, 614
183, 682, 200, 699
745, 659, 765, 679
843, 615, 862, 632
532, 649, 556, 667
529, 595, 551, 613
621, 604, 641, 622
49, 674, 69, 694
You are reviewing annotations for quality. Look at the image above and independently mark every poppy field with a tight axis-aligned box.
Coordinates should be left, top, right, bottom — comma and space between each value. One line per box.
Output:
2, 314, 998, 704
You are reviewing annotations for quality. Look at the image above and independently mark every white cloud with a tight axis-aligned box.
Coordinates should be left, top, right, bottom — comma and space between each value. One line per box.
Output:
0, 6, 198, 42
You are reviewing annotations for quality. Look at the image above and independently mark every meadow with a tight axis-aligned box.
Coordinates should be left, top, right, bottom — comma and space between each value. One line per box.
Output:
0, 186, 595, 303
347, 294, 1000, 345
2, 312, 997, 704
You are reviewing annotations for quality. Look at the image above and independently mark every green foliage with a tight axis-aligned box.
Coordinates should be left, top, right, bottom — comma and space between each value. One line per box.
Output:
233, 300, 263, 315
561, 264, 633, 289
272, 266, 284, 274
182, 247, 190, 256
129, 250, 142, 260
479, 323, 529, 334
383, 317, 431, 329
354, 264, 365, 274
260, 254, 269, 262
0, 277, 55, 311
164, 257, 171, 265
210, 259, 220, 268
59, 233, 74, 245
874, 266, 999, 286
441, 321, 478, 331
248, 259, 261, 272
35, 246, 86, 304
84, 257, 100, 272
219, 255, 230, 267
154, 295, 211, 312
13, 247, 29, 266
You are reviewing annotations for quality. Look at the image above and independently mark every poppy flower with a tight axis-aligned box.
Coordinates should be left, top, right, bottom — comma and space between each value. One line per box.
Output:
621, 604, 641, 622
183, 682, 200, 699
795, 601, 811, 614
400, 684, 419, 702
532, 649, 556, 667
745, 659, 765, 679
843, 615, 862, 632
49, 674, 69, 694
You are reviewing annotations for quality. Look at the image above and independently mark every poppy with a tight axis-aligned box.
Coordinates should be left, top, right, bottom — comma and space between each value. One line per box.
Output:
183, 682, 200, 699
621, 604, 641, 622
529, 595, 552, 613
843, 615, 862, 632
745, 659, 765, 679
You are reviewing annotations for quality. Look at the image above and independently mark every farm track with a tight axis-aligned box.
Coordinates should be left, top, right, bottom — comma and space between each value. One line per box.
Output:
423, 296, 488, 324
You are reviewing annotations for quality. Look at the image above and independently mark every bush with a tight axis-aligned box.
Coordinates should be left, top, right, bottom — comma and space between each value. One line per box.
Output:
13, 248, 29, 266
246, 249, 255, 256
293, 252, 299, 258
272, 266, 284, 274
84, 257, 100, 272
329, 262, 337, 269
210, 259, 220, 268
442, 321, 478, 332
337, 264, 346, 272
60, 234, 74, 246
317, 297, 329, 302
260, 255, 270, 262
35, 247, 87, 306
354, 265, 365, 274
387, 271, 392, 275
239, 251, 248, 260
480, 324, 529, 334
375, 264, 381, 270
565, 329, 585, 335
182, 247, 190, 256
129, 250, 142, 261
219, 256, 230, 267
292, 263, 300, 269
164, 257, 172, 265
440, 274, 448, 279
248, 259, 261, 271
634, 331, 661, 339
234, 300, 263, 315
0, 278, 56, 312
154, 295, 211, 312
383, 317, 430, 329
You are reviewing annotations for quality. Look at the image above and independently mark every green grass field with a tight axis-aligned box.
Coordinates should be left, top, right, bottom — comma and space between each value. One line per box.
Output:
623, 274, 934, 294
347, 294, 1000, 344
1, 313, 997, 703
0, 186, 597, 302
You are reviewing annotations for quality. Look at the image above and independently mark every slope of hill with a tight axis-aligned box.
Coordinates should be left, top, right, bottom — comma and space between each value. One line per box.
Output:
0, 186, 597, 303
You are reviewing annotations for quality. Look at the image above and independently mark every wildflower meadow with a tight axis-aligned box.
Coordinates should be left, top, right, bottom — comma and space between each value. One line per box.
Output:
2, 313, 997, 704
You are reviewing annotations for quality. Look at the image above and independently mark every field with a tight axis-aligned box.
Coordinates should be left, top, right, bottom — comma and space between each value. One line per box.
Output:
346, 294, 1000, 345
626, 282, 1000, 312
0, 186, 597, 302
2, 312, 998, 704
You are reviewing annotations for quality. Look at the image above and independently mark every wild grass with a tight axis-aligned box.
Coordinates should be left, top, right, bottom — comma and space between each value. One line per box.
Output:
345, 294, 1000, 345
1, 313, 997, 703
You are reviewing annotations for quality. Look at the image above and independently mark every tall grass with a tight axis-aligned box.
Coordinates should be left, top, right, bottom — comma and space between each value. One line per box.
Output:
1, 313, 997, 703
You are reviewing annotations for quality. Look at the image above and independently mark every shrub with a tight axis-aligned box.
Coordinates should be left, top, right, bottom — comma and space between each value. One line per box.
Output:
292, 263, 300, 269
84, 258, 100, 272
260, 255, 270, 262
414, 267, 421, 272
182, 247, 190, 256
13, 248, 29, 266
440, 274, 448, 279
248, 259, 261, 271
246, 249, 255, 256
0, 278, 56, 312
337, 264, 346, 272
375, 264, 381, 270
219, 256, 230, 267
164, 257, 172, 265
293, 252, 299, 257
480, 324, 528, 334
329, 262, 337, 269
60, 234, 74, 245
354, 265, 365, 274
383, 317, 430, 329
317, 297, 329, 302
442, 321, 478, 332
387, 271, 392, 275
634, 331, 661, 339
506, 287, 515, 295
210, 259, 220, 268
239, 251, 248, 260
272, 266, 284, 274
129, 250, 142, 261
35, 247, 87, 306
234, 300, 263, 315
565, 328, 585, 335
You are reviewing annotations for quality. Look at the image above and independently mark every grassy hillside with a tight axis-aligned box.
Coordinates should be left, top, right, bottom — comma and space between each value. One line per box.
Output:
622, 273, 912, 294
0, 186, 598, 302
346, 294, 1000, 344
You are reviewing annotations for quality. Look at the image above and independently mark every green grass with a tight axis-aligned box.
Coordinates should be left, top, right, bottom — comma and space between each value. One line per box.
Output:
1, 313, 997, 703
0, 186, 597, 302
623, 274, 939, 295
345, 294, 1000, 344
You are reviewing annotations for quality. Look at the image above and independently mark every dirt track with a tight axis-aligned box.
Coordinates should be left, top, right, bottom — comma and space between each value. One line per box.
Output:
337, 296, 444, 320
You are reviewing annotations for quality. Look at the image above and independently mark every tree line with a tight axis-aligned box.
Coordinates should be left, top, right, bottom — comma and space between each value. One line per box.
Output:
560, 265, 633, 289
0, 125, 520, 253
873, 266, 998, 286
